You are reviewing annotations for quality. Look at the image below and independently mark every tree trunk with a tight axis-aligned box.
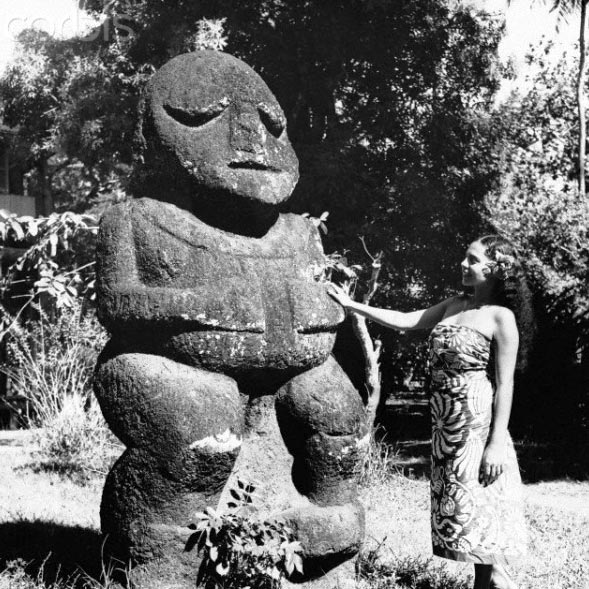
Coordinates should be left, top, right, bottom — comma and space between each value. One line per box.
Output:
351, 313, 382, 425
577, 0, 588, 197
349, 251, 383, 427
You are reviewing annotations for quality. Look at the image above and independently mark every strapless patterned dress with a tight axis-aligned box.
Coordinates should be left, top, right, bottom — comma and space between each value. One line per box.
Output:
427, 323, 527, 565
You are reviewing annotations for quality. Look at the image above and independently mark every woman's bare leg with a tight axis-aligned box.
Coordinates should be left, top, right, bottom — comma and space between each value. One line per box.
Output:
474, 564, 492, 589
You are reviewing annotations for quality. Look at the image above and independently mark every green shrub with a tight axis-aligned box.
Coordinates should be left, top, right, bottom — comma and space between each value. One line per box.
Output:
0, 302, 119, 478
191, 480, 303, 589
32, 393, 115, 478
2, 303, 105, 419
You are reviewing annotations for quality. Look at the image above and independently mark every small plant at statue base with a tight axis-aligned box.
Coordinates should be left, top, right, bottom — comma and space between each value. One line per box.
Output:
190, 479, 303, 589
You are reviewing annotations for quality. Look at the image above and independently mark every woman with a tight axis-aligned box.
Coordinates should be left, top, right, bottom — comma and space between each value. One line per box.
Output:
328, 235, 530, 589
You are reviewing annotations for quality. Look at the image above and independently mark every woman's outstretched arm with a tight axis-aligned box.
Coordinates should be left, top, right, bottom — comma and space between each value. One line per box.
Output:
327, 284, 455, 331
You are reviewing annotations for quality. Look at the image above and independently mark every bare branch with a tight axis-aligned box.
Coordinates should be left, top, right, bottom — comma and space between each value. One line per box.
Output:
350, 242, 385, 425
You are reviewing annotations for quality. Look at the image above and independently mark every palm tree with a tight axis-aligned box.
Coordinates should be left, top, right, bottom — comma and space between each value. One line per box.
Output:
509, 0, 588, 195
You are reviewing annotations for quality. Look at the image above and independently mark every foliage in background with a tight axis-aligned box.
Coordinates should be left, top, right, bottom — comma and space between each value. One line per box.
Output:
484, 40, 589, 448
0, 210, 107, 475
508, 0, 589, 194
487, 42, 588, 344
0, 211, 98, 321
191, 479, 303, 588
0, 301, 115, 478
0, 30, 151, 215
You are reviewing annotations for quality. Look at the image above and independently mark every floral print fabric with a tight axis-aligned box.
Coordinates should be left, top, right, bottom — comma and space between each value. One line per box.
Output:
427, 323, 527, 565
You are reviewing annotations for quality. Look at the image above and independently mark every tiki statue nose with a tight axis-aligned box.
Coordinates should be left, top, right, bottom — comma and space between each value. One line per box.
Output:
230, 107, 268, 156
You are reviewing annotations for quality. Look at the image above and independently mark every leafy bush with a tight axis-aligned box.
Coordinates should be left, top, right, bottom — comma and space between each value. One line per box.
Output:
191, 480, 303, 588
2, 302, 105, 422
484, 41, 589, 448
0, 302, 118, 478
32, 393, 114, 478
486, 43, 589, 349
0, 211, 98, 312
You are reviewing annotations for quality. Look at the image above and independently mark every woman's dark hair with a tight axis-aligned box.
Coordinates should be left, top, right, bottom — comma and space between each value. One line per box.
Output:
478, 234, 536, 371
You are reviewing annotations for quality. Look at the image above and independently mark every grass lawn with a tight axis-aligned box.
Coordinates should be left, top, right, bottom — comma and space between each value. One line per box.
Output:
1, 429, 588, 589
361, 472, 589, 588
0, 430, 105, 588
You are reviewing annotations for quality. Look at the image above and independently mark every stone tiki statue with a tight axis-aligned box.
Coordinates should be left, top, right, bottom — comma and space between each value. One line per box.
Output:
94, 50, 368, 588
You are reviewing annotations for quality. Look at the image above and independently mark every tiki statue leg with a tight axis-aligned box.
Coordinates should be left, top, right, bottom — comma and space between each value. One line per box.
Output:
275, 355, 369, 574
94, 345, 243, 588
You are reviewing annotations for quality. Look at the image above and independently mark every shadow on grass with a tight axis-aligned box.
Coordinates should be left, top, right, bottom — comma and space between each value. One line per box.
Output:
0, 438, 27, 447
379, 400, 431, 479
0, 520, 107, 587
16, 460, 107, 487
0, 430, 35, 447
515, 440, 589, 483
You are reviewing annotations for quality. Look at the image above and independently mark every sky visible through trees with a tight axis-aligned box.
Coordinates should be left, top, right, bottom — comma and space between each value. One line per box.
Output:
0, 0, 577, 74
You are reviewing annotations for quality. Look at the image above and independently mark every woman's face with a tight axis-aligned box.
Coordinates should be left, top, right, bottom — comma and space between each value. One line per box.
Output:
461, 240, 494, 287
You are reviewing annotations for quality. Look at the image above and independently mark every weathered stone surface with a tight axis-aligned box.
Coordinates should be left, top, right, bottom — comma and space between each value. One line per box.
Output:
95, 349, 243, 452
143, 51, 299, 207
276, 355, 368, 438
97, 199, 342, 376
283, 502, 365, 560
276, 356, 369, 505
94, 50, 367, 588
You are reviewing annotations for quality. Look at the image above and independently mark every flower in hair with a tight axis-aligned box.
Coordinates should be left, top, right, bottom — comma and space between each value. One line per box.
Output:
488, 252, 516, 279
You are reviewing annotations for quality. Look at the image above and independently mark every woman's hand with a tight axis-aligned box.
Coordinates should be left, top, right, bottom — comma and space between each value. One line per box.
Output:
479, 442, 506, 487
327, 283, 354, 309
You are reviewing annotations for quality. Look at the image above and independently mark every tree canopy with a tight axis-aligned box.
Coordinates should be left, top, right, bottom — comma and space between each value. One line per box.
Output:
2, 1, 503, 266
0, 0, 507, 390
485, 41, 589, 446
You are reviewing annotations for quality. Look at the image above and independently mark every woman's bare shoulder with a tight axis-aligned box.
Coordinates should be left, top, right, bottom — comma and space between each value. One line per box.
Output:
490, 306, 517, 337
490, 305, 516, 322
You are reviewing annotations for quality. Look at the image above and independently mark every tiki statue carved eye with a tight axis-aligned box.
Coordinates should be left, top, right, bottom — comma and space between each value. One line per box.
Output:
163, 97, 230, 128
258, 102, 285, 138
